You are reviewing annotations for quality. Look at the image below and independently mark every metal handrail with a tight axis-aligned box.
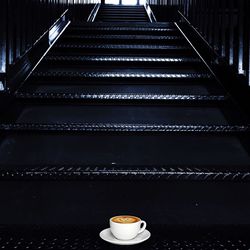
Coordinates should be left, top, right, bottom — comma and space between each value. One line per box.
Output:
144, 1, 157, 23
147, 0, 250, 86
0, 0, 101, 91
87, 3, 101, 22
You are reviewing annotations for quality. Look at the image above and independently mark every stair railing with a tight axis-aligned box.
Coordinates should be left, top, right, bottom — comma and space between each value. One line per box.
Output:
144, 1, 157, 22
87, 3, 101, 22
147, 0, 250, 87
0, 0, 100, 92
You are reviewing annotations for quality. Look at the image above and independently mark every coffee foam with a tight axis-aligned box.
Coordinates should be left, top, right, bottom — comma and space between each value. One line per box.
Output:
112, 216, 140, 224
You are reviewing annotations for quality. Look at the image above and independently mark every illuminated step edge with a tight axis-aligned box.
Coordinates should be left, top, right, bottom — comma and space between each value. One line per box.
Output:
0, 165, 250, 181
32, 72, 212, 79
70, 26, 176, 32
15, 93, 225, 101
44, 56, 200, 63
0, 123, 248, 133
54, 44, 189, 50
63, 35, 183, 40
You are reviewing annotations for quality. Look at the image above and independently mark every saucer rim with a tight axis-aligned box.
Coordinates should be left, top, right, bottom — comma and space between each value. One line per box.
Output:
99, 228, 151, 245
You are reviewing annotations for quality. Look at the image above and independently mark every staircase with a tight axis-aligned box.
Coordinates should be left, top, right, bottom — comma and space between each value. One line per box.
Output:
0, 4, 250, 249
95, 5, 149, 22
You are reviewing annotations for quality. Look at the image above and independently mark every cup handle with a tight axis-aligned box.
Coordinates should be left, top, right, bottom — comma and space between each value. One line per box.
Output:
138, 220, 147, 234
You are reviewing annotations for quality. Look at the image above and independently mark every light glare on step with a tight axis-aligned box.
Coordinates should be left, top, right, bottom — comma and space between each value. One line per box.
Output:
105, 0, 146, 5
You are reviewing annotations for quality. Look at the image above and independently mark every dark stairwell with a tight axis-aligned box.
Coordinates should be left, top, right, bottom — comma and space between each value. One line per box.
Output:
0, 0, 250, 249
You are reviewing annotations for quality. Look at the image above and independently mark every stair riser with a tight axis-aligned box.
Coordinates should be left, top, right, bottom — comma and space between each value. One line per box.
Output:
18, 84, 225, 97
96, 21, 149, 23
51, 48, 195, 56
0, 181, 249, 225
97, 15, 147, 18
67, 29, 179, 36
30, 75, 212, 85
96, 17, 148, 20
59, 37, 185, 45
97, 13, 148, 16
12, 100, 228, 110
40, 61, 204, 71
2, 94, 242, 128
0, 133, 248, 166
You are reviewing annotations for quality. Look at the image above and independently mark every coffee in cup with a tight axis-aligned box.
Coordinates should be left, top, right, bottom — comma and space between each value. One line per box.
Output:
110, 215, 147, 240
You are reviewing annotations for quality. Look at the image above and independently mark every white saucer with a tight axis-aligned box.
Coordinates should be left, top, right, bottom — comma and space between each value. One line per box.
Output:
99, 228, 151, 245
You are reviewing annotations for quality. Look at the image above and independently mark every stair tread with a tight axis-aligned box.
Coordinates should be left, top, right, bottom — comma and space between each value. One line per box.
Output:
17, 84, 223, 96
32, 71, 212, 79
99, 13, 146, 15
70, 26, 175, 31
71, 21, 174, 27
1, 123, 248, 133
62, 35, 182, 40
45, 55, 198, 62
1, 164, 250, 181
54, 43, 189, 50
0, 225, 249, 249
95, 20, 149, 22
16, 92, 226, 103
96, 17, 148, 19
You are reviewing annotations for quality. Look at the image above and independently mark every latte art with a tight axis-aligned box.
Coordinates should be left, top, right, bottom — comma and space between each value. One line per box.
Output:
110, 215, 147, 240
112, 216, 140, 224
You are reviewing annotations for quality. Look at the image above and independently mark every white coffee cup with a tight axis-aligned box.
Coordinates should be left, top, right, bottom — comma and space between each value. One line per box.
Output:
110, 215, 147, 240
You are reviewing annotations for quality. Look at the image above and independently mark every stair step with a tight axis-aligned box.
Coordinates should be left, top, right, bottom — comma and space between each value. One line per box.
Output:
32, 71, 212, 80
62, 34, 183, 40
1, 165, 250, 181
97, 15, 147, 17
60, 35, 184, 45
54, 44, 189, 49
98, 12, 147, 15
30, 71, 214, 85
52, 44, 194, 55
0, 182, 249, 227
0, 123, 248, 134
0, 226, 249, 249
26, 77, 215, 85
97, 16, 147, 19
18, 84, 225, 97
98, 11, 146, 12
98, 14, 147, 17
69, 26, 177, 33
0, 133, 249, 167
71, 21, 174, 27
96, 20, 149, 23
42, 55, 201, 69
96, 18, 149, 21
9, 103, 234, 123
67, 27, 179, 36
15, 92, 226, 103
44, 56, 199, 64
